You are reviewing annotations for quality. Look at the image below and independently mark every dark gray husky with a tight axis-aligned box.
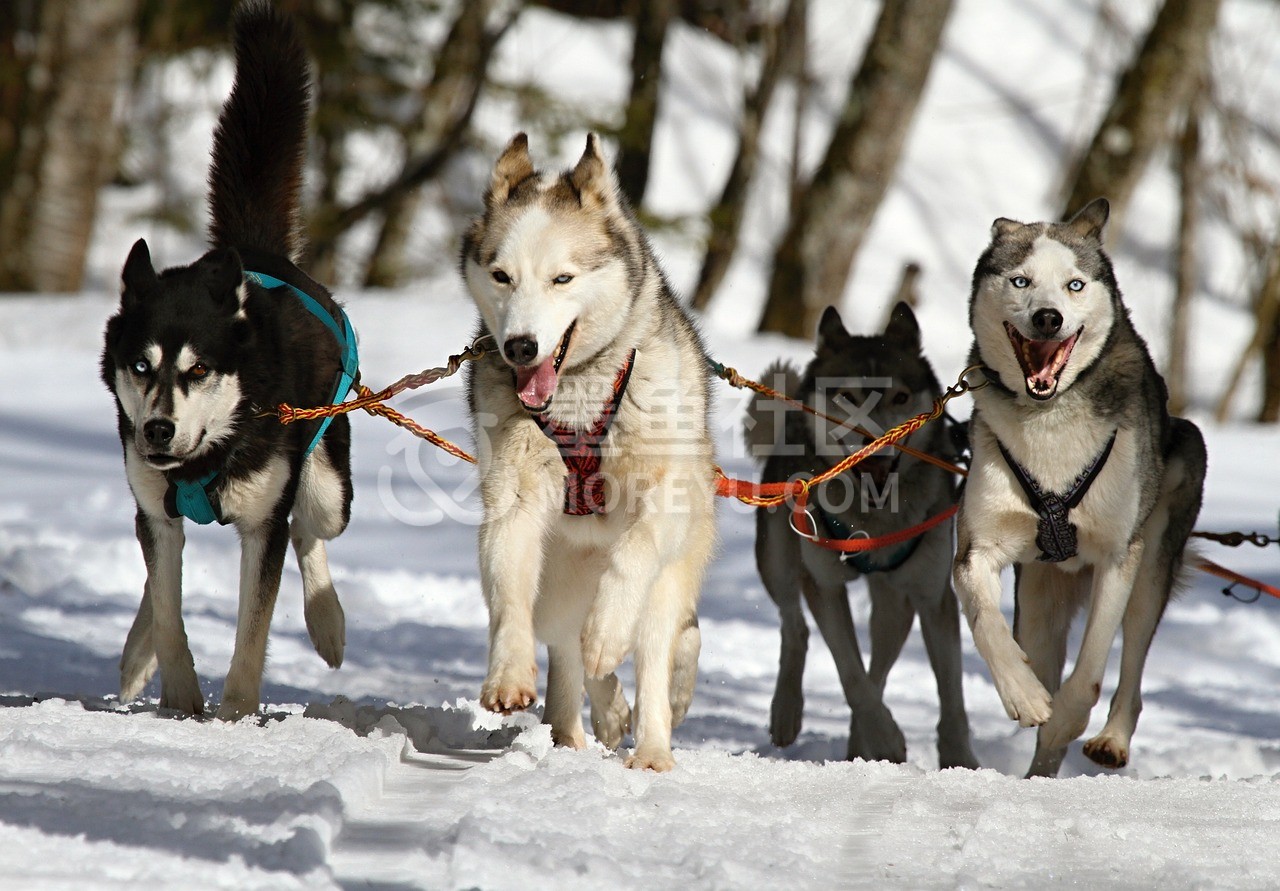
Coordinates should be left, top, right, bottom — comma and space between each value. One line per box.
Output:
101, 2, 356, 720
745, 303, 977, 768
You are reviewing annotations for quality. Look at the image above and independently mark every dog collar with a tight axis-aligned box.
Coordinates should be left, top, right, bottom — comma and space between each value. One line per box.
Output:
997, 430, 1116, 562
533, 349, 637, 516
163, 262, 358, 526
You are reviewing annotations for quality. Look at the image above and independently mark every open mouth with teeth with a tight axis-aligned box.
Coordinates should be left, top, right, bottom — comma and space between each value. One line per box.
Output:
1004, 321, 1081, 400
514, 320, 576, 412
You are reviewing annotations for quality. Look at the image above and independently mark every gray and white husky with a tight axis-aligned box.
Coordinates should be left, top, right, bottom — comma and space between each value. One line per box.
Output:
746, 303, 978, 768
461, 134, 716, 771
101, 3, 352, 720
953, 197, 1206, 777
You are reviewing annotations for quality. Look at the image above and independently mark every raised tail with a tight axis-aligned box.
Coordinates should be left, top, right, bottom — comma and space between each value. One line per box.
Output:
208, 0, 310, 262
742, 360, 801, 463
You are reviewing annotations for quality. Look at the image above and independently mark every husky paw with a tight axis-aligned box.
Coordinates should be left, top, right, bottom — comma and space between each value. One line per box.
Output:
769, 690, 805, 748
849, 703, 907, 763
550, 725, 587, 749
588, 676, 631, 751
215, 695, 258, 723
991, 660, 1053, 727
1038, 685, 1095, 750
305, 589, 346, 669
158, 669, 205, 716
580, 621, 631, 679
1082, 733, 1130, 769
480, 666, 537, 714
119, 654, 159, 704
626, 746, 676, 772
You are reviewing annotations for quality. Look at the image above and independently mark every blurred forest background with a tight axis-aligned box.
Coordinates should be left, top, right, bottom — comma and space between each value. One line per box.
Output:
2, 0, 1279, 420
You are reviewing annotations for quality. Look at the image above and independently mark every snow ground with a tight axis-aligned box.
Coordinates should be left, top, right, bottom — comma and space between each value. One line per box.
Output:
3, 0, 1280, 888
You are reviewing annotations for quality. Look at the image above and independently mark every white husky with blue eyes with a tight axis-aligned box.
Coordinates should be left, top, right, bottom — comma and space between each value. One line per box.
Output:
954, 198, 1206, 777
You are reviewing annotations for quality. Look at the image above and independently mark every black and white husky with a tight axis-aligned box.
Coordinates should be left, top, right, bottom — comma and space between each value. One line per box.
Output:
953, 198, 1206, 777
101, 2, 356, 720
745, 303, 977, 768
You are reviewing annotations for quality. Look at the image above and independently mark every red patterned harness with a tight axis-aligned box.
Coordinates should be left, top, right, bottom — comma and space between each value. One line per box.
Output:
533, 350, 637, 516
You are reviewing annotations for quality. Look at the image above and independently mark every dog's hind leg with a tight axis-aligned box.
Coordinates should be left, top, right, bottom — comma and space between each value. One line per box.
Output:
906, 533, 979, 769
1037, 540, 1143, 763
585, 672, 631, 751
291, 444, 351, 669
119, 583, 158, 704
218, 515, 290, 721
1084, 422, 1205, 769
1017, 563, 1087, 777
756, 506, 808, 747
802, 576, 906, 763
668, 611, 701, 728
134, 510, 204, 714
545, 645, 588, 749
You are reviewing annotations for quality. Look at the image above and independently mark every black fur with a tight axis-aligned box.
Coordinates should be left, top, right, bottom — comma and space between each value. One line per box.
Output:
100, 1, 352, 716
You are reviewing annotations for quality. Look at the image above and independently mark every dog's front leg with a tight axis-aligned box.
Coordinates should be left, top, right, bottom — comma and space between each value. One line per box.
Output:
478, 502, 548, 714
129, 509, 203, 713
1038, 539, 1143, 752
953, 538, 1052, 727
580, 511, 663, 680
217, 516, 290, 721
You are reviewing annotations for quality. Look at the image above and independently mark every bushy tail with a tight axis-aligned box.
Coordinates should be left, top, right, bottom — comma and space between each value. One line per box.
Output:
208, 0, 310, 261
742, 360, 801, 463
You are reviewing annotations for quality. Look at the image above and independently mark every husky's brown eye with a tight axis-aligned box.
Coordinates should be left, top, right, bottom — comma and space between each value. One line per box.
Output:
553, 273, 574, 285
491, 269, 511, 285
892, 391, 910, 406
188, 363, 209, 379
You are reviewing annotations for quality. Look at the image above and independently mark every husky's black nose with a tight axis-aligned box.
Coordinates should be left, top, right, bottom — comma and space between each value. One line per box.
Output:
503, 336, 539, 366
1032, 308, 1063, 337
143, 419, 176, 448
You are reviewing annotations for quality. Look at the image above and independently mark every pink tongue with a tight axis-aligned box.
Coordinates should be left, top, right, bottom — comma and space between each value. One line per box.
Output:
1026, 340, 1060, 386
515, 356, 558, 408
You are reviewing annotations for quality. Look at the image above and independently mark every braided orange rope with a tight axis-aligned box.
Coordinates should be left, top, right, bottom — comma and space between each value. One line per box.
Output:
713, 365, 986, 508
710, 360, 973, 478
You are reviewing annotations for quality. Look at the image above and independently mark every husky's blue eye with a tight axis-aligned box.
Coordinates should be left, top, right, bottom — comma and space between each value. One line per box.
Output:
553, 274, 574, 285
491, 269, 511, 285
1011, 276, 1030, 288
131, 359, 151, 375
1067, 278, 1085, 292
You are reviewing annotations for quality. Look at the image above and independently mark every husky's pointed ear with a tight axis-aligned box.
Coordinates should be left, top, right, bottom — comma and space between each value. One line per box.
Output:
487, 133, 534, 206
1064, 197, 1110, 241
883, 301, 921, 351
570, 133, 615, 209
121, 239, 157, 306
199, 247, 245, 314
817, 305, 848, 346
991, 218, 1023, 240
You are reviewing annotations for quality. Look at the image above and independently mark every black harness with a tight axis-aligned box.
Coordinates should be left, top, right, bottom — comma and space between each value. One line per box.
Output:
997, 432, 1116, 563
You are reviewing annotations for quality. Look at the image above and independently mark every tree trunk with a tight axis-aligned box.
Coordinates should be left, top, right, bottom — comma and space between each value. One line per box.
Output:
1257, 246, 1280, 423
363, 0, 500, 288
1166, 92, 1201, 416
757, 0, 954, 337
1059, 0, 1222, 232
615, 0, 677, 207
0, 0, 137, 292
690, 0, 803, 311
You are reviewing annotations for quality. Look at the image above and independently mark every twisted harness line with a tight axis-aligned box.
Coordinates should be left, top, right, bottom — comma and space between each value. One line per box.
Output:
269, 338, 1278, 600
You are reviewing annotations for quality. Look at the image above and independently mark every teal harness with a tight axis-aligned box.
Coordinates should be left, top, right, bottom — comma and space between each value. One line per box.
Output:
163, 268, 358, 525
